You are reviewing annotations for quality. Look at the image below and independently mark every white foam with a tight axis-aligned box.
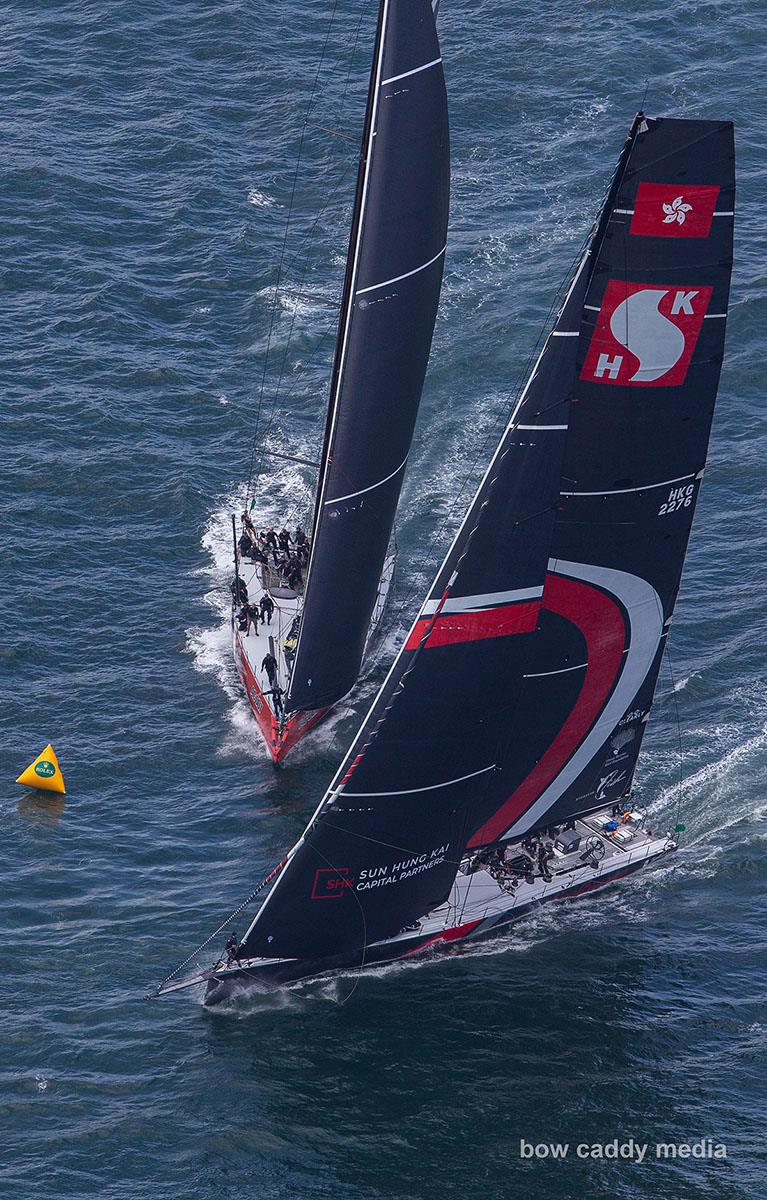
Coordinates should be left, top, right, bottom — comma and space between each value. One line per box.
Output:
247, 186, 275, 208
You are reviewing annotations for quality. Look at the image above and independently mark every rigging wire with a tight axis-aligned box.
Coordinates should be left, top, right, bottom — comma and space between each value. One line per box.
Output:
663, 641, 686, 837
146, 858, 287, 998
245, 5, 370, 504
244, 0, 343, 507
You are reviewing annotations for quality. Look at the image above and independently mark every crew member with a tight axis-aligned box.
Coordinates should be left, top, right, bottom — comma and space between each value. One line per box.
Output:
286, 558, 303, 591
261, 651, 278, 688
237, 604, 249, 632
230, 577, 248, 606
238, 531, 254, 559
269, 683, 285, 719
225, 931, 240, 965
245, 602, 260, 635
283, 632, 298, 672
278, 527, 292, 554
241, 511, 256, 538
537, 842, 553, 882
259, 593, 275, 625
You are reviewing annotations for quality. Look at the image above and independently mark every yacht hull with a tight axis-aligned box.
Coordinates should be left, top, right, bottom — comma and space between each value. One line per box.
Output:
202, 834, 675, 1006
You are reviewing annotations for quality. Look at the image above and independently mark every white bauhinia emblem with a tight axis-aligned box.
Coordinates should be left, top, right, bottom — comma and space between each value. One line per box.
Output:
662, 195, 693, 225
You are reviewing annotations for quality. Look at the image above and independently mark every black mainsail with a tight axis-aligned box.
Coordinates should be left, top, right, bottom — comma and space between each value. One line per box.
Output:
231, 115, 734, 964
285, 0, 450, 714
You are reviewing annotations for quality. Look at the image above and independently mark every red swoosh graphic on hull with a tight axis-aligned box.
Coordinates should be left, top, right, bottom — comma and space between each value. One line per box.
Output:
468, 574, 626, 847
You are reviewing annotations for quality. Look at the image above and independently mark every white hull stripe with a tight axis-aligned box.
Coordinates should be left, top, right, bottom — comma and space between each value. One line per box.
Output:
420, 585, 544, 617
561, 470, 701, 497
356, 244, 447, 296
341, 764, 495, 798
506, 559, 664, 838
381, 57, 442, 86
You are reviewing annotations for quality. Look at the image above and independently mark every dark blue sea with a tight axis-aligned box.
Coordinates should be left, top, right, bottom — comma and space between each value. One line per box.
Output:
3, 1, 766, 1196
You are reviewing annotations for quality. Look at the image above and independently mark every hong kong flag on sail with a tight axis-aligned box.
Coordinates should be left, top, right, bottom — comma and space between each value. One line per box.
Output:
580, 280, 713, 387
630, 182, 720, 238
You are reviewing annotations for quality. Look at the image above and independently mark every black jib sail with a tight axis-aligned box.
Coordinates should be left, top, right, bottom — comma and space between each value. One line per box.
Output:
238, 115, 734, 962
285, 0, 450, 713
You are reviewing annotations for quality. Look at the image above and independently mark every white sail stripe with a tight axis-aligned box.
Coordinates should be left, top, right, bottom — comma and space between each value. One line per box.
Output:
704, 313, 728, 319
505, 560, 665, 838
584, 304, 600, 311
356, 244, 447, 295
523, 661, 588, 678
550, 331, 579, 337
381, 57, 442, 86
516, 424, 568, 431
613, 207, 733, 219
341, 764, 495, 798
561, 471, 698, 497
325, 452, 409, 506
420, 585, 544, 616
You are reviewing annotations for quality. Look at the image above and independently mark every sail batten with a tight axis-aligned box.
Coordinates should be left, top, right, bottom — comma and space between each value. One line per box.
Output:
287, 0, 450, 714
238, 114, 734, 964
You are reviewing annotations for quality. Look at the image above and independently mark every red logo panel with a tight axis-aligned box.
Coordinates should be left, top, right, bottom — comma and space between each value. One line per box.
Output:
630, 183, 720, 238
580, 280, 712, 387
310, 867, 353, 900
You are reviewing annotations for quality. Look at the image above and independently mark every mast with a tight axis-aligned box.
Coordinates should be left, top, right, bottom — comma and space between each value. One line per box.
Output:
236, 115, 735, 963
286, 0, 450, 714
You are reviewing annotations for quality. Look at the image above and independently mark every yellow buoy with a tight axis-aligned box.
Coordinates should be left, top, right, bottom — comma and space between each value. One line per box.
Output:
16, 744, 66, 795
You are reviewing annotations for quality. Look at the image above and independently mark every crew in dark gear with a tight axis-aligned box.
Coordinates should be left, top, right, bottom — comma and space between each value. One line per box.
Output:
268, 683, 285, 719
537, 842, 553, 882
285, 558, 303, 591
225, 931, 240, 965
238, 532, 254, 558
278, 528, 292, 554
237, 605, 249, 632
261, 652, 278, 688
259, 593, 275, 625
230, 577, 249, 606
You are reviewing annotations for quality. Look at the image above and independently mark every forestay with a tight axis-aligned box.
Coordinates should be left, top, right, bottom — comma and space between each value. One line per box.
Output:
286, 0, 450, 713
241, 115, 734, 961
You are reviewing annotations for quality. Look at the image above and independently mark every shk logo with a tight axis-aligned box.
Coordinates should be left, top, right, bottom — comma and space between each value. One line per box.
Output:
581, 280, 712, 387
630, 182, 720, 238
310, 867, 354, 900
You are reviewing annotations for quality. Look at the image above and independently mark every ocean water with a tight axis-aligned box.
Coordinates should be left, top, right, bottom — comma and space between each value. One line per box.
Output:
3, 1, 766, 1197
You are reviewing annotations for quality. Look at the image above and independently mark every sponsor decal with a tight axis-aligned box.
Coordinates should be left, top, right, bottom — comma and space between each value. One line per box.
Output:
595, 769, 628, 801
310, 867, 354, 900
581, 280, 712, 387
34, 760, 56, 779
356, 844, 450, 892
630, 182, 720, 238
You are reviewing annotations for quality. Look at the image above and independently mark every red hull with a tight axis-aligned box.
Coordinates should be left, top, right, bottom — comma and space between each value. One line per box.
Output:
233, 630, 331, 764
